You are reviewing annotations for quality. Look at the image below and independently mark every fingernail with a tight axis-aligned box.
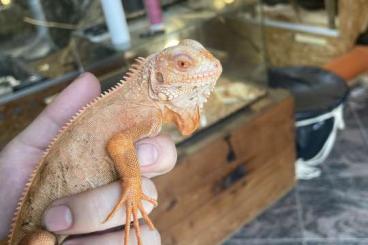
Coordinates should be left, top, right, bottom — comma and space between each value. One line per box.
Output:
44, 205, 73, 231
137, 143, 158, 166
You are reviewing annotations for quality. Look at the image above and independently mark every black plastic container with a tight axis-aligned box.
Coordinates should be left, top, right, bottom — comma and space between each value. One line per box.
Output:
268, 66, 349, 179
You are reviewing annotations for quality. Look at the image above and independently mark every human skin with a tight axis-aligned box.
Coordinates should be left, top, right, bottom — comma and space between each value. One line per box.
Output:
0, 73, 177, 244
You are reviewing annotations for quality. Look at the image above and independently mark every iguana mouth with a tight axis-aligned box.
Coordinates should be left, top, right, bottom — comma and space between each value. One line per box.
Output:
184, 70, 220, 81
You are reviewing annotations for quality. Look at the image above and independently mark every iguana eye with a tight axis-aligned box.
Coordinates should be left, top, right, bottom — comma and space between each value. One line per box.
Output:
178, 60, 189, 69
175, 54, 193, 70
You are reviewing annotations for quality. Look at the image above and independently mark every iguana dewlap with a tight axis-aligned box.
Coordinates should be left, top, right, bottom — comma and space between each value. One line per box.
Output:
6, 39, 222, 245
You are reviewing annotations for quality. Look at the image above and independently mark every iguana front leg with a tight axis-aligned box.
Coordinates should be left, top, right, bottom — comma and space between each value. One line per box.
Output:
18, 129, 158, 245
103, 129, 158, 245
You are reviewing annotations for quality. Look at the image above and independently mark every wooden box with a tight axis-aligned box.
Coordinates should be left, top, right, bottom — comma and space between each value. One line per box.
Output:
151, 89, 296, 245
264, 0, 368, 67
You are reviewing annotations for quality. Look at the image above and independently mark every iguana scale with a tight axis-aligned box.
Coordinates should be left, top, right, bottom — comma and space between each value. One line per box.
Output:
5, 39, 222, 245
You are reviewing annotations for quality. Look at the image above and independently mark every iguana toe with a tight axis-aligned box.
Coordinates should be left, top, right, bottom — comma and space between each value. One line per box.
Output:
103, 179, 157, 245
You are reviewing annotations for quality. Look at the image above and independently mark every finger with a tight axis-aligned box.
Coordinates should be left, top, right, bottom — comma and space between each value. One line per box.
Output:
0, 73, 101, 172
16, 72, 101, 150
63, 225, 161, 245
136, 135, 177, 178
43, 178, 157, 234
0, 73, 100, 239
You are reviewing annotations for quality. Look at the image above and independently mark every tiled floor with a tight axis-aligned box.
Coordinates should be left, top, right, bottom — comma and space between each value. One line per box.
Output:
224, 82, 368, 245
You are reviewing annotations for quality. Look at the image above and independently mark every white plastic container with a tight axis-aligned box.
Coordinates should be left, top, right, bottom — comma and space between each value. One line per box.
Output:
100, 0, 131, 50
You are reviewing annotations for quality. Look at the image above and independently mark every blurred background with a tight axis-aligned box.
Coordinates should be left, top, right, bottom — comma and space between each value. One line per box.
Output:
1, 0, 368, 244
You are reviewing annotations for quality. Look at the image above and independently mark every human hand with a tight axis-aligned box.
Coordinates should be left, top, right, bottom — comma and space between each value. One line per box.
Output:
0, 73, 177, 244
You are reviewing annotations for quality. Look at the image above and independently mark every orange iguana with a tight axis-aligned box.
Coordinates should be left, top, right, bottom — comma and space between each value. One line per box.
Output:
5, 39, 222, 245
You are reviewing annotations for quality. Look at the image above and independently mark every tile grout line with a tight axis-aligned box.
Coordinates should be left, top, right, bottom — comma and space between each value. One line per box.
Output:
295, 184, 307, 245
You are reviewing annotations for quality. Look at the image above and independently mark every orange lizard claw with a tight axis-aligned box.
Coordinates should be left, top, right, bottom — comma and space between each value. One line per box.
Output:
142, 193, 158, 207
103, 179, 157, 245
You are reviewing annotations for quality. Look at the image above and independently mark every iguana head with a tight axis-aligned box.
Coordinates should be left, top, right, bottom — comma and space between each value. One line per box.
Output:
147, 39, 222, 135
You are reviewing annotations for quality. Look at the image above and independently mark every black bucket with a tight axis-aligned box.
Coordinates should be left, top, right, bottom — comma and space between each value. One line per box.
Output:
268, 66, 349, 179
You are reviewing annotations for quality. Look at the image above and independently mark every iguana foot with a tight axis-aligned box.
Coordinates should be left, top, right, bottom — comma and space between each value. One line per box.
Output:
103, 179, 157, 245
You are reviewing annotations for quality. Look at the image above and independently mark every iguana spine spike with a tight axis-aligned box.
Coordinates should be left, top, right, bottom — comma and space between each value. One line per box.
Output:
7, 41, 222, 245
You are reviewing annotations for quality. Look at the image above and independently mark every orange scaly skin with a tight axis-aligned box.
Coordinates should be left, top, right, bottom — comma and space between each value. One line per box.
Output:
6, 39, 222, 245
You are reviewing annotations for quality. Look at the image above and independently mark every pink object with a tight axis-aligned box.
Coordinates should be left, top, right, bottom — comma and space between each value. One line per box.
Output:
144, 0, 163, 25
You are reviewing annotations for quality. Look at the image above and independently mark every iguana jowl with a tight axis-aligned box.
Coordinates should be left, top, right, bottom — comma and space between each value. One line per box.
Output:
6, 39, 222, 245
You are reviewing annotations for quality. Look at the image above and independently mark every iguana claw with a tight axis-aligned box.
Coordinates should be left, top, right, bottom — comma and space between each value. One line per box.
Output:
103, 180, 157, 245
